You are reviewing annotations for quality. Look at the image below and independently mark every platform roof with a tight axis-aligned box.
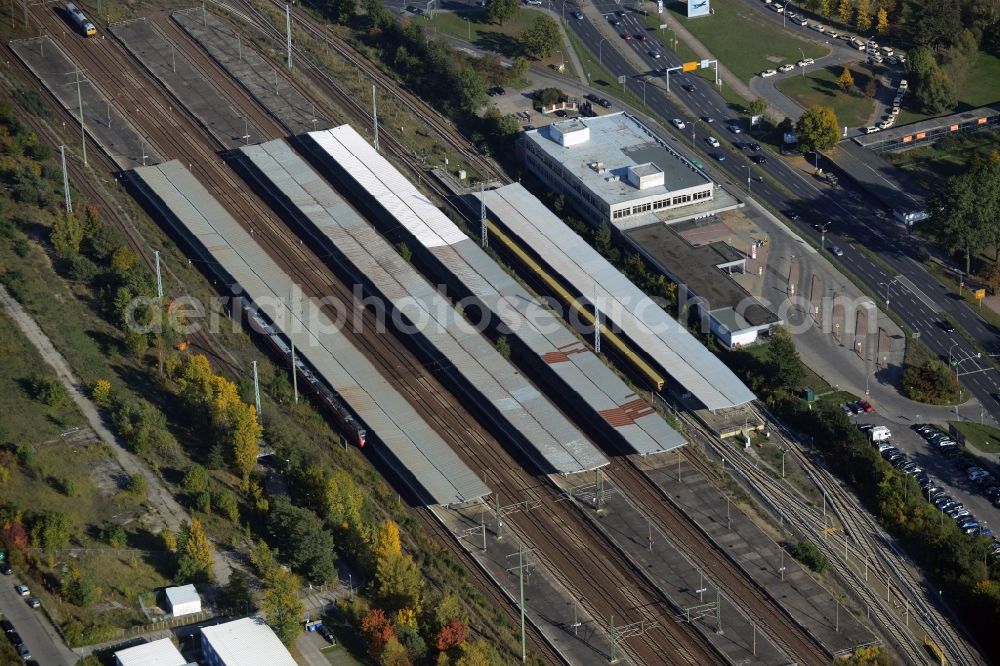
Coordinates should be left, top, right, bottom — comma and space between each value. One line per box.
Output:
303, 126, 685, 453
131, 160, 489, 506
240, 139, 607, 474
482, 184, 757, 410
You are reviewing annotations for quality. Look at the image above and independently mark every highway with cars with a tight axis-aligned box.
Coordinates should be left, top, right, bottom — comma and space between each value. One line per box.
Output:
536, 0, 1000, 422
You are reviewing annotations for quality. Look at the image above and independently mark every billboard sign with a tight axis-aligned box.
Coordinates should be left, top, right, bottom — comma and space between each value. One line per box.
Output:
687, 0, 710, 17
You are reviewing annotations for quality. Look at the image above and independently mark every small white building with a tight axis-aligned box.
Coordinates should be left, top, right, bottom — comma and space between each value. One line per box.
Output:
165, 584, 201, 617
114, 638, 186, 666
200, 617, 296, 666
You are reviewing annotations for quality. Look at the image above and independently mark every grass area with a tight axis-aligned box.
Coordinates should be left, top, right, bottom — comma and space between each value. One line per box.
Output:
775, 65, 876, 128
884, 130, 1000, 191
664, 0, 827, 83
950, 421, 1000, 455
427, 8, 576, 78
957, 51, 1000, 109
0, 309, 84, 445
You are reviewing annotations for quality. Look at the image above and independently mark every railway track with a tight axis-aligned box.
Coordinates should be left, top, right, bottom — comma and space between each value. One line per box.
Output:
608, 458, 830, 665
226, 0, 505, 185
675, 400, 984, 665
24, 6, 730, 663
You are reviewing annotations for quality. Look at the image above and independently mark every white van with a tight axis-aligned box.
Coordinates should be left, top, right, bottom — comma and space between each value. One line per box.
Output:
868, 425, 891, 442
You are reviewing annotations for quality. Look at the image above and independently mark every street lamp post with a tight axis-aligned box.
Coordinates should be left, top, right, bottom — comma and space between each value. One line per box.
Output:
599, 38, 607, 66
798, 47, 806, 77
879, 280, 891, 306
818, 222, 829, 249
782, 0, 790, 27
744, 165, 751, 194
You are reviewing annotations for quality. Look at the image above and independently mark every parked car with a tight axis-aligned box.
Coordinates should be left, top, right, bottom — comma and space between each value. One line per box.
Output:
16, 643, 30, 661
25, 597, 40, 609
778, 63, 796, 72
0, 562, 11, 575
14, 584, 29, 596
760, 69, 777, 77
317, 624, 336, 644
1, 619, 13, 634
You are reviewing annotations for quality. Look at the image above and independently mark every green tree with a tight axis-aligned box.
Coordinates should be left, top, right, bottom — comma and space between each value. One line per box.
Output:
30, 510, 75, 550
766, 327, 805, 389
837, 0, 853, 23
31, 374, 67, 407
126, 473, 147, 498
268, 498, 338, 584
63, 561, 100, 607
511, 56, 530, 80
102, 524, 127, 548
854, 0, 872, 30
215, 489, 240, 523
176, 518, 214, 583
748, 97, 768, 117
324, 470, 365, 529
262, 566, 304, 645
51, 210, 84, 259
221, 570, 255, 613
918, 66, 957, 114
927, 157, 1000, 273
319, 0, 355, 23
487, 0, 519, 25
837, 67, 855, 91
495, 335, 511, 359
455, 66, 488, 112
520, 15, 561, 59
182, 464, 211, 495
795, 105, 840, 152
819, 0, 832, 16
912, 0, 963, 50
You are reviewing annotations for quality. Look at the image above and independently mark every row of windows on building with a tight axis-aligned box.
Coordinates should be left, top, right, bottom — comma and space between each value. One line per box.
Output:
610, 189, 712, 219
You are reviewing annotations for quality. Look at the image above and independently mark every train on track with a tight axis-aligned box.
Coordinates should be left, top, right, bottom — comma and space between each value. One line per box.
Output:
65, 3, 96, 37
242, 296, 367, 447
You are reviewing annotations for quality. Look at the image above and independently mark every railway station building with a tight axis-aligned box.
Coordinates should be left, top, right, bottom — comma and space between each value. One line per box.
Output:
521, 113, 735, 230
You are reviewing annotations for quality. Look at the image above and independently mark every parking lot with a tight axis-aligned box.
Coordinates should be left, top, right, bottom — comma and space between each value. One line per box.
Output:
848, 407, 1000, 556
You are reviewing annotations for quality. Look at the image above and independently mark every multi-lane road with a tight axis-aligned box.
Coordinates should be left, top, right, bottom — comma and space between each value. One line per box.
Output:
527, 0, 1000, 420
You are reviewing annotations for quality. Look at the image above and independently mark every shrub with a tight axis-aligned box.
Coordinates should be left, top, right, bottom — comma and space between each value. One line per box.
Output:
786, 539, 828, 573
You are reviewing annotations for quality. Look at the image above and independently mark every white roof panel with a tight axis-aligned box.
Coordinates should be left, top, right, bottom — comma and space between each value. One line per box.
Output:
131, 161, 489, 506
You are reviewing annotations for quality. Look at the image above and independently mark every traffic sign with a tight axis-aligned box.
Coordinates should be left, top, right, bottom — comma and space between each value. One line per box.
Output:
682, 61, 698, 71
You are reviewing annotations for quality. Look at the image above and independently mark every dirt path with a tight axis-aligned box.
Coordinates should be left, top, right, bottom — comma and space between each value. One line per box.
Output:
0, 283, 232, 584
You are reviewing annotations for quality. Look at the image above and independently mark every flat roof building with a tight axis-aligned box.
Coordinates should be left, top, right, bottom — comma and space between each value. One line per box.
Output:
626, 222, 781, 349
165, 584, 201, 618
523, 112, 716, 229
114, 638, 187, 666
200, 617, 296, 666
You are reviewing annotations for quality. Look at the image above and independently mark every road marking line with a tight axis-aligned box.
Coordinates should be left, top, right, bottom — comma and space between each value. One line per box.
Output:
895, 272, 942, 313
